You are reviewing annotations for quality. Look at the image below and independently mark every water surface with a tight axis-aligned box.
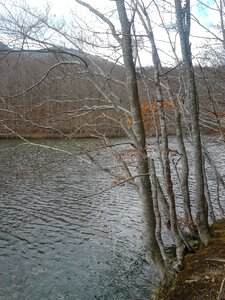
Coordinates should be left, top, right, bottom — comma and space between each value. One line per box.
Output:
0, 137, 224, 300
0, 138, 159, 300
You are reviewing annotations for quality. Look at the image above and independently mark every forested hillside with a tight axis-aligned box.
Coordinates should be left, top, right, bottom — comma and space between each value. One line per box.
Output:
0, 43, 224, 139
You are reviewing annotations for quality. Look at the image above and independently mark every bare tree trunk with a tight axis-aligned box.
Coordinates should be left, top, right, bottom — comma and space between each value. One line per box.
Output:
115, 0, 164, 272
149, 158, 170, 265
174, 0, 210, 245
198, 64, 225, 142
137, 2, 184, 268
203, 156, 216, 222
219, 0, 225, 50
152, 3, 193, 223
174, 107, 193, 222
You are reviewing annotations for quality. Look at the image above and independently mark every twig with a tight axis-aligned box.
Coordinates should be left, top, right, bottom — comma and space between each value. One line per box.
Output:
7, 61, 88, 98
80, 173, 151, 199
218, 277, 225, 300
206, 259, 225, 263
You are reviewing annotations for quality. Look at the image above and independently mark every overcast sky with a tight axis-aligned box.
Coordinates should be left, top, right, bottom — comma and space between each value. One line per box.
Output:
0, 0, 222, 66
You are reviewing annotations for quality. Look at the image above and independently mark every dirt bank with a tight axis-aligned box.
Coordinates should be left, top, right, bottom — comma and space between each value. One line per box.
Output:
152, 220, 225, 300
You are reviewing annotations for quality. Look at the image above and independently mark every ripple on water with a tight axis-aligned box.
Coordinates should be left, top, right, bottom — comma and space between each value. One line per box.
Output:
0, 137, 224, 299
0, 164, 156, 299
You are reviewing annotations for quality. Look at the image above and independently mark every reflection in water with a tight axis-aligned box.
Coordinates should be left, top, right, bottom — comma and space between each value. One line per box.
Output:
0, 139, 160, 300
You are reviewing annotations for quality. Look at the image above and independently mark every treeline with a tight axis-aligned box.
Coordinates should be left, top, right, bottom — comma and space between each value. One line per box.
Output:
0, 45, 224, 139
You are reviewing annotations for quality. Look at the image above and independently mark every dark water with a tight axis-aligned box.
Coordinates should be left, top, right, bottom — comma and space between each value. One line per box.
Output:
0, 139, 160, 300
0, 137, 224, 300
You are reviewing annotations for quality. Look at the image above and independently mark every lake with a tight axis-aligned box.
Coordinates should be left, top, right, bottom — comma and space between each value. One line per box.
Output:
0, 138, 161, 300
0, 137, 224, 300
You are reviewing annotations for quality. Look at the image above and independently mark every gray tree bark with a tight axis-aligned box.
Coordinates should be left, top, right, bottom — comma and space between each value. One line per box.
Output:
174, 0, 210, 245
115, 0, 165, 272
137, 2, 185, 268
